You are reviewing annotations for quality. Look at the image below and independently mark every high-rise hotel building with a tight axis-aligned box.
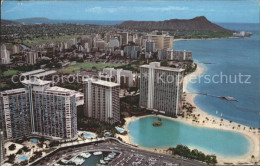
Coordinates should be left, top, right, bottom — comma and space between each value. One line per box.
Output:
83, 78, 120, 124
146, 34, 174, 51
139, 62, 184, 116
0, 78, 77, 140
0, 130, 4, 164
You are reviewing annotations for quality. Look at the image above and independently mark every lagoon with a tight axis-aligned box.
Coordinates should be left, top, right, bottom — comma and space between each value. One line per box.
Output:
128, 116, 250, 158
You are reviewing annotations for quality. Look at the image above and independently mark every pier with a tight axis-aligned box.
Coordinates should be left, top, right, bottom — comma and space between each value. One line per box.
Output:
187, 92, 238, 102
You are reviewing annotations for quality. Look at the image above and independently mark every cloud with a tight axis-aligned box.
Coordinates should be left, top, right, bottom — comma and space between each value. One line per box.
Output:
134, 6, 189, 12
85, 6, 189, 14
85, 6, 123, 14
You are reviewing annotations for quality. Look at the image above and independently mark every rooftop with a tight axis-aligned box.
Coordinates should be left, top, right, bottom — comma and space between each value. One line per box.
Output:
1, 88, 27, 95
32, 70, 57, 77
46, 86, 83, 96
84, 78, 120, 87
140, 62, 184, 72
20, 69, 45, 76
21, 78, 52, 86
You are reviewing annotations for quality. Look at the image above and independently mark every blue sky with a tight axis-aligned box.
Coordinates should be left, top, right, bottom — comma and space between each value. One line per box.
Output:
1, 1, 259, 23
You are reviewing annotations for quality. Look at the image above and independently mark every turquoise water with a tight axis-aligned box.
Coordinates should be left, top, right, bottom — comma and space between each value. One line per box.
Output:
29, 138, 39, 144
84, 133, 95, 139
82, 154, 103, 166
17, 156, 28, 162
128, 116, 250, 157
116, 127, 125, 133
175, 23, 260, 128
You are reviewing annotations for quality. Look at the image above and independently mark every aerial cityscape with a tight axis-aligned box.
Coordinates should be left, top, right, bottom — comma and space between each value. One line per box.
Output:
0, 1, 259, 166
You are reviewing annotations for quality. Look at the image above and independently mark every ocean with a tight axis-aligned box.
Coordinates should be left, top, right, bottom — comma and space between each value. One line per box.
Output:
175, 23, 260, 128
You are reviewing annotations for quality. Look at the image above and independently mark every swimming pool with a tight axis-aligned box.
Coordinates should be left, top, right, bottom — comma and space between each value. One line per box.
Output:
84, 133, 95, 139
115, 127, 125, 133
17, 156, 28, 162
29, 138, 39, 144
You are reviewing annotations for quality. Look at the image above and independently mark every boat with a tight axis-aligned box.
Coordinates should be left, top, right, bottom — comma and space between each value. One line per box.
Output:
60, 159, 69, 164
85, 152, 91, 158
100, 159, 106, 164
108, 152, 116, 158
93, 151, 102, 155
104, 156, 111, 161
70, 157, 85, 165
79, 152, 91, 158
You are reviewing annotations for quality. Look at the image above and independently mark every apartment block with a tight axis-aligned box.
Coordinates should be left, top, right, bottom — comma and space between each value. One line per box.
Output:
145, 41, 156, 53
100, 68, 134, 87
158, 49, 192, 61
83, 78, 120, 124
26, 51, 38, 65
0, 44, 10, 64
146, 34, 174, 50
0, 78, 78, 140
117, 32, 129, 45
139, 62, 184, 116
0, 130, 5, 164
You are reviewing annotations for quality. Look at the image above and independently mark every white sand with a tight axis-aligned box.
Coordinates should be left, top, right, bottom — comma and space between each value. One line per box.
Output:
117, 64, 260, 165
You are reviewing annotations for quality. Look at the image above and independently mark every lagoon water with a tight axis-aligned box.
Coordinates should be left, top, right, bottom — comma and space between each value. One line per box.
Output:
175, 23, 260, 128
128, 116, 250, 157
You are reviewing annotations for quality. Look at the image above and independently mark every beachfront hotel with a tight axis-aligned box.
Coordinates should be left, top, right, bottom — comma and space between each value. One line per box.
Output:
139, 62, 184, 116
146, 33, 174, 51
0, 77, 78, 140
83, 78, 120, 124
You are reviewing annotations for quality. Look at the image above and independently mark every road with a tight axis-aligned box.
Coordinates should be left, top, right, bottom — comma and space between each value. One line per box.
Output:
38, 139, 207, 166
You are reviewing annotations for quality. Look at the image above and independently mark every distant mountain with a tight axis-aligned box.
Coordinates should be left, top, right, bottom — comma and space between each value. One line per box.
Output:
12, 18, 123, 25
118, 16, 231, 32
16, 17, 51, 23
1, 19, 21, 25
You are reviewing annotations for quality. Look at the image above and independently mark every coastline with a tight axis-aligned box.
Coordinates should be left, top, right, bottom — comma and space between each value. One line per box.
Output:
117, 64, 259, 165
174, 36, 239, 42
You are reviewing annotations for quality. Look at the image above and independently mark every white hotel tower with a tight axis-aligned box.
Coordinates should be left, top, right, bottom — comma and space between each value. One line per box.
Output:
0, 78, 77, 140
139, 62, 184, 116
83, 78, 120, 124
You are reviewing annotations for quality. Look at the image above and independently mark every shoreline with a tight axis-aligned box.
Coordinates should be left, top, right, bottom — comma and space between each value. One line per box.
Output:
174, 36, 239, 42
117, 64, 259, 165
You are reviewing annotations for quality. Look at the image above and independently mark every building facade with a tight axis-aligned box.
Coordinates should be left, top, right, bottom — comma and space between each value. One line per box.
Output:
26, 51, 38, 65
100, 68, 134, 87
117, 32, 129, 45
0, 130, 5, 164
146, 34, 174, 50
145, 41, 156, 53
158, 49, 192, 61
123, 46, 141, 59
0, 78, 78, 140
83, 78, 120, 124
171, 50, 192, 61
0, 44, 10, 64
139, 62, 184, 116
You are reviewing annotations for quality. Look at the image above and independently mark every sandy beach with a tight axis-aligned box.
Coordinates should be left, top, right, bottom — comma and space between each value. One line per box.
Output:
117, 64, 260, 165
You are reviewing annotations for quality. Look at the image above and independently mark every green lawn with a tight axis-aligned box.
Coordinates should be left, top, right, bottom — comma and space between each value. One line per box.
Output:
1, 70, 18, 77
59, 62, 123, 74
14, 35, 80, 47
0, 83, 9, 88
